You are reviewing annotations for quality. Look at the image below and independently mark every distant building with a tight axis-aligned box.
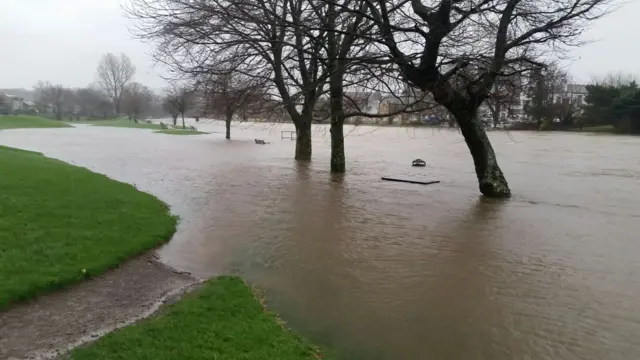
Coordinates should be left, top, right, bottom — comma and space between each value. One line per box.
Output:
566, 84, 588, 108
0, 93, 26, 113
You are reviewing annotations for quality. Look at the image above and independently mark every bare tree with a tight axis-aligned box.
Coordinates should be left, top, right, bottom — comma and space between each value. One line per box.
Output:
162, 85, 193, 128
162, 92, 181, 126
76, 87, 113, 119
357, 0, 612, 197
62, 89, 77, 120
126, 0, 329, 160
201, 71, 268, 139
482, 73, 525, 128
96, 53, 136, 115
592, 72, 638, 87
34, 81, 66, 120
121, 82, 153, 121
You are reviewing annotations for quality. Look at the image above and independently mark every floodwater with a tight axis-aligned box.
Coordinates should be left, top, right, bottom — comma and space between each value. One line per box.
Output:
1, 121, 639, 360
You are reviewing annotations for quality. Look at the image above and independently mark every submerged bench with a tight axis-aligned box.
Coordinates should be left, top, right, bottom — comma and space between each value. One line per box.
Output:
381, 177, 440, 185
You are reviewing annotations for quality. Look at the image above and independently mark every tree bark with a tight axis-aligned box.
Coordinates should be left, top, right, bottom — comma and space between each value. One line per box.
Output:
225, 115, 232, 140
330, 120, 345, 172
453, 107, 511, 198
294, 119, 312, 160
172, 115, 178, 126
181, 113, 185, 129
327, 0, 346, 173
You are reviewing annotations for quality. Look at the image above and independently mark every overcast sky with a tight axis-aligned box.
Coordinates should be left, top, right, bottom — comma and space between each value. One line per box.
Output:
1, 0, 638, 91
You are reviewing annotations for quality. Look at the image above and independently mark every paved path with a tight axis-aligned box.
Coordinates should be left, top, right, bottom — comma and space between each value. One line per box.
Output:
0, 254, 199, 360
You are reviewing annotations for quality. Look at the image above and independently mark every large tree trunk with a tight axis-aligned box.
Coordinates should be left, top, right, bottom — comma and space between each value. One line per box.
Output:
326, 2, 346, 174
294, 119, 312, 160
181, 113, 185, 129
225, 114, 232, 140
172, 114, 178, 126
453, 107, 511, 198
328, 69, 345, 172
330, 120, 345, 172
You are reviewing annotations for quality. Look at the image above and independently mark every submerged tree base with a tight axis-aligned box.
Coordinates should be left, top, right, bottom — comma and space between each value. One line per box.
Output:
295, 125, 312, 161
479, 171, 511, 198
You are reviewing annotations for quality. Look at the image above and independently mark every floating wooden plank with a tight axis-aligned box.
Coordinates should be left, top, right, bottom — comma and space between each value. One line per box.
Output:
381, 177, 440, 185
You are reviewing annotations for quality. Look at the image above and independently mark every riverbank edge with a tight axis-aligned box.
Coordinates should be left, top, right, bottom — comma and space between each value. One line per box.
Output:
0, 140, 332, 360
0, 139, 196, 359
67, 276, 332, 360
0, 142, 179, 309
0, 253, 200, 360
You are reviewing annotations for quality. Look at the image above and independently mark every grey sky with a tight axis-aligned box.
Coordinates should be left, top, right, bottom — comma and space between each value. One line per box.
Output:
0, 0, 638, 91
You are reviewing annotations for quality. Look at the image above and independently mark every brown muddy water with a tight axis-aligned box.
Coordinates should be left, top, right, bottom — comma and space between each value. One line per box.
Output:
1, 121, 639, 360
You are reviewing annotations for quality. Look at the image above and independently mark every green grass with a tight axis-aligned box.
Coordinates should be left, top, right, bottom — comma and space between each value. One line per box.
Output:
69, 276, 331, 360
0, 115, 71, 130
155, 130, 208, 135
0, 146, 177, 309
81, 118, 163, 129
579, 125, 618, 133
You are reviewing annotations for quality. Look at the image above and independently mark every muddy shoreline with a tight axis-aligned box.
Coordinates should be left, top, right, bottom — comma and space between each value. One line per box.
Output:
0, 253, 201, 360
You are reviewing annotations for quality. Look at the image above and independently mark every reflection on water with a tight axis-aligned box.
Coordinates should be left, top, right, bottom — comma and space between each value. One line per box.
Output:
2, 122, 640, 359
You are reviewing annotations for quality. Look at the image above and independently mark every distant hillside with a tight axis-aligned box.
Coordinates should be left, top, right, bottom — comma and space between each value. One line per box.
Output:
0, 89, 35, 102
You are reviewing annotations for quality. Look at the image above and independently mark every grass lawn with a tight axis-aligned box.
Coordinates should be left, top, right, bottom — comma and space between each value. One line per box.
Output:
0, 115, 71, 130
579, 125, 618, 133
0, 145, 177, 309
79, 118, 163, 130
155, 129, 208, 135
69, 276, 331, 360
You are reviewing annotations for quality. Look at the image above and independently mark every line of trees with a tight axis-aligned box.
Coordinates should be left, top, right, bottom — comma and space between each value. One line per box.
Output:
31, 52, 165, 122
124, 0, 612, 198
582, 79, 640, 134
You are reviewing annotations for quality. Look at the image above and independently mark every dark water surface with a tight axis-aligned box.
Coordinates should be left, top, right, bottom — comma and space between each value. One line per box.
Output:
1, 122, 639, 359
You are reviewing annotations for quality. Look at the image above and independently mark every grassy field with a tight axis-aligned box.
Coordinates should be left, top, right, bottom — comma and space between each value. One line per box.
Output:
155, 129, 208, 135
0, 145, 177, 309
69, 277, 331, 360
81, 118, 163, 130
578, 125, 618, 133
0, 115, 71, 130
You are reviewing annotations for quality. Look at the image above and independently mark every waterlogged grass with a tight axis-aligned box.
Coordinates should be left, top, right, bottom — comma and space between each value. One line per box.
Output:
580, 125, 618, 133
0, 115, 71, 130
69, 277, 331, 360
155, 129, 208, 135
0, 146, 177, 309
83, 118, 163, 130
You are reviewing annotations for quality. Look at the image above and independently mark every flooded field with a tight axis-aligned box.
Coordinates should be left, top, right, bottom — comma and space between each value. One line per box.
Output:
1, 121, 639, 360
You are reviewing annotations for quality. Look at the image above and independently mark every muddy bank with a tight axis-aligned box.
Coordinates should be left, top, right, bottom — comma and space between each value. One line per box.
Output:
0, 254, 199, 360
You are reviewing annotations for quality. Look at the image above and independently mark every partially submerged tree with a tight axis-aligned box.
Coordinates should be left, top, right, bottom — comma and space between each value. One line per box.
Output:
121, 82, 153, 121
96, 53, 136, 114
162, 92, 180, 126
200, 70, 268, 139
126, 0, 328, 160
162, 85, 193, 128
360, 0, 611, 197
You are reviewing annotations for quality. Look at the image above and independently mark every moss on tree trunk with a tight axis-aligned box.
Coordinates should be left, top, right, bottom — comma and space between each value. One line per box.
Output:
457, 112, 511, 198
